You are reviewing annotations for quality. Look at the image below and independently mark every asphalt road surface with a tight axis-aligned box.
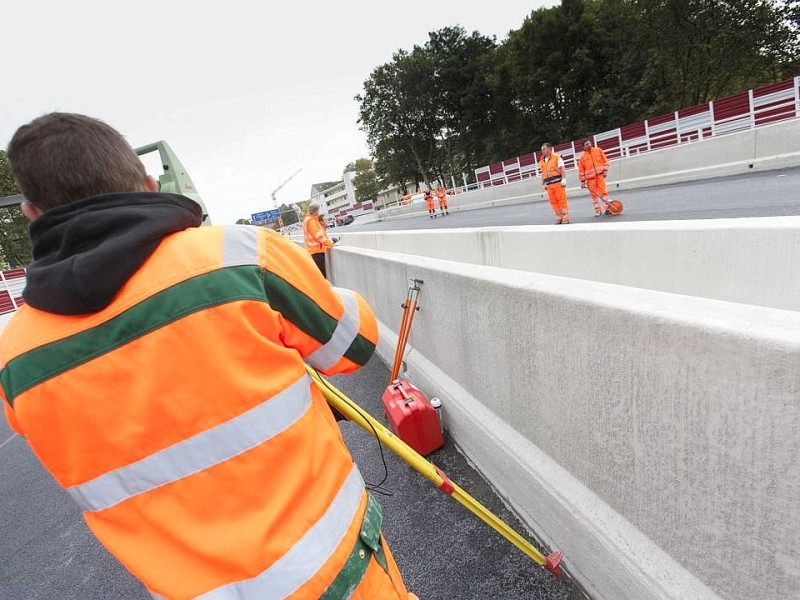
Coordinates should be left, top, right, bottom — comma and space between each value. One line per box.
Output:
341, 168, 800, 232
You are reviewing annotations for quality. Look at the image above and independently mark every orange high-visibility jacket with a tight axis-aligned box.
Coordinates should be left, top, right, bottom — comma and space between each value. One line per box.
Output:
436, 188, 446, 201
578, 147, 609, 181
0, 225, 383, 599
303, 214, 333, 254
539, 153, 564, 185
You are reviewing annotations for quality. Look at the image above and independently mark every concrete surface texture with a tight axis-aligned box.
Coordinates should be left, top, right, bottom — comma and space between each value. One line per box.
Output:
332, 358, 585, 600
354, 119, 799, 225
328, 245, 800, 600
336, 216, 800, 311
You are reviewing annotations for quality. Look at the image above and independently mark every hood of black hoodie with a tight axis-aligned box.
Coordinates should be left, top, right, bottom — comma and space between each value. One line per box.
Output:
23, 192, 203, 315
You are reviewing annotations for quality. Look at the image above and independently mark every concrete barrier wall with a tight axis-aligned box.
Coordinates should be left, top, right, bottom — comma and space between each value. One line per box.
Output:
359, 119, 800, 224
612, 119, 800, 190
337, 217, 800, 312
329, 246, 800, 600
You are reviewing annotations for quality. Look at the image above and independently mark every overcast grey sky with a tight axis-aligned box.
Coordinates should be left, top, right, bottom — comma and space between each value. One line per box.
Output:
1, 0, 556, 224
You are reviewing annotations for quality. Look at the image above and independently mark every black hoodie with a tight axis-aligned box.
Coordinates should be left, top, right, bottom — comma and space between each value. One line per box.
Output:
24, 192, 203, 315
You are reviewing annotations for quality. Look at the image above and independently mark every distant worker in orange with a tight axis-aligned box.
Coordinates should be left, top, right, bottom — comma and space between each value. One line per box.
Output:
304, 202, 338, 278
539, 143, 569, 224
424, 189, 437, 218
436, 185, 449, 216
578, 139, 614, 216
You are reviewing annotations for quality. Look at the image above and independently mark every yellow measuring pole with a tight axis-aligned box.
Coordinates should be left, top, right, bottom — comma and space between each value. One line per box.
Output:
306, 366, 563, 575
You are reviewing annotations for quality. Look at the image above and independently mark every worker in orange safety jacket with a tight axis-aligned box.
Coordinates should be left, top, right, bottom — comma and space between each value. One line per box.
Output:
304, 203, 338, 278
1, 112, 415, 600
539, 143, 570, 224
424, 189, 437, 218
436, 185, 449, 216
578, 139, 615, 216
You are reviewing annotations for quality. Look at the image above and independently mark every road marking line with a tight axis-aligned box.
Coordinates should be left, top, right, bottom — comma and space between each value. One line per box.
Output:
0, 434, 19, 451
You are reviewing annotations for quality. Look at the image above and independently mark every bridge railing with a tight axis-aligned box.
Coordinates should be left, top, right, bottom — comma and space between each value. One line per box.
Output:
475, 76, 800, 187
0, 269, 26, 315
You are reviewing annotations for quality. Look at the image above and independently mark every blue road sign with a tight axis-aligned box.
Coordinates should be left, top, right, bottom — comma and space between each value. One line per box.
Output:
251, 209, 281, 223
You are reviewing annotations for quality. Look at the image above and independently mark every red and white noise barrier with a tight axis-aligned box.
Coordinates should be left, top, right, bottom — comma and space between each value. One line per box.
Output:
475, 76, 800, 187
0, 269, 26, 315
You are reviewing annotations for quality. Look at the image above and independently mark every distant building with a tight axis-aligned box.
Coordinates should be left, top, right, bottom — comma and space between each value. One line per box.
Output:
309, 172, 375, 224
375, 186, 406, 210
309, 181, 340, 216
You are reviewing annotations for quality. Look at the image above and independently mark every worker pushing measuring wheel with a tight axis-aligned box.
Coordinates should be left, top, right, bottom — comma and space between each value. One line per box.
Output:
578, 139, 623, 216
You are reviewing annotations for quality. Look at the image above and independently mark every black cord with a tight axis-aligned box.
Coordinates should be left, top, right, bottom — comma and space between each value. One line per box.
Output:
317, 374, 393, 497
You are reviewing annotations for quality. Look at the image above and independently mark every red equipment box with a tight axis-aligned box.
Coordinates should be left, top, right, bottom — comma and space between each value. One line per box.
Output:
382, 379, 444, 456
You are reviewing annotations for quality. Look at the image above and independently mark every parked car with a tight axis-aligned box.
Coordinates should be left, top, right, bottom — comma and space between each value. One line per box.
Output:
336, 214, 355, 226
325, 216, 336, 228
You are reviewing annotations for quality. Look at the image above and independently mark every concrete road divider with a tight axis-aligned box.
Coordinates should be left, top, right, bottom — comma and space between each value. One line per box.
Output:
337, 216, 800, 312
328, 240, 800, 600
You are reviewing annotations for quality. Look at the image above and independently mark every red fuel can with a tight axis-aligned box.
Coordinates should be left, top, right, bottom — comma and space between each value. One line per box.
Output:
382, 379, 444, 456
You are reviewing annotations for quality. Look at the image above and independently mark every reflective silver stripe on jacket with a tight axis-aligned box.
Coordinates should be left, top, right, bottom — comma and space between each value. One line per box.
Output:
67, 375, 313, 512
306, 288, 360, 371
197, 464, 365, 600
222, 225, 260, 267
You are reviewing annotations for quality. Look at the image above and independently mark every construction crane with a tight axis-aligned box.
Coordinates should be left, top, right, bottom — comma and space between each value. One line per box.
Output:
271, 168, 302, 208
270, 168, 302, 229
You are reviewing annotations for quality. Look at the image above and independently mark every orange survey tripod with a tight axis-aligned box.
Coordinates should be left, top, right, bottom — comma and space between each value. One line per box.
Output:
389, 279, 423, 383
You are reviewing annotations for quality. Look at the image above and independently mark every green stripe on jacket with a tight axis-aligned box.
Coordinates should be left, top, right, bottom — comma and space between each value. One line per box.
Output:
1, 265, 375, 405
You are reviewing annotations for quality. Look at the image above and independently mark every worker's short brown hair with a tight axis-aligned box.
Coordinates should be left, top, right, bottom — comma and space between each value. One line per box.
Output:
7, 112, 147, 212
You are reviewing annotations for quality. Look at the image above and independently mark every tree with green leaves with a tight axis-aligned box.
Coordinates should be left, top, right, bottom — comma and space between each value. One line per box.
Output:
357, 0, 799, 184
357, 48, 442, 189
0, 151, 33, 269
496, 0, 610, 146
279, 203, 300, 225
633, 0, 798, 110
344, 158, 381, 201
371, 137, 422, 194
422, 26, 498, 180
782, 0, 800, 76
358, 27, 501, 190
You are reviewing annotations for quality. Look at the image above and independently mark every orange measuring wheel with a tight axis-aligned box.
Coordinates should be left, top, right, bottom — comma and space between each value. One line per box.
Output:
605, 199, 623, 215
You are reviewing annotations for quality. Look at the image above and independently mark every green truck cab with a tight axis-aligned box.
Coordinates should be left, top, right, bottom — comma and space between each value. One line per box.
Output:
135, 141, 211, 225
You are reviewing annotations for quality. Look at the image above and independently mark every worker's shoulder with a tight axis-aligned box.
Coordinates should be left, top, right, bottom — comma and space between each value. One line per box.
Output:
170, 223, 269, 239
0, 308, 29, 355
188, 223, 293, 246
158, 224, 262, 259
304, 216, 322, 231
